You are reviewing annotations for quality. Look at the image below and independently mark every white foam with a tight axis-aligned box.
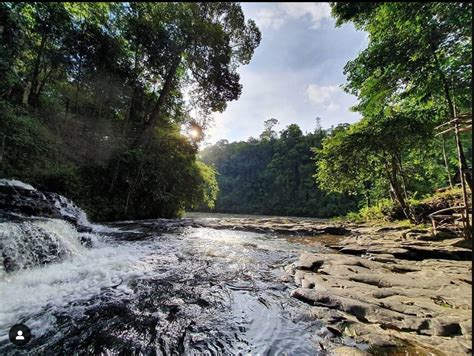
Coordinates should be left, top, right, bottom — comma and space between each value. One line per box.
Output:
0, 179, 36, 191
89, 223, 126, 234
0, 241, 153, 340
0, 219, 87, 272
33, 219, 86, 253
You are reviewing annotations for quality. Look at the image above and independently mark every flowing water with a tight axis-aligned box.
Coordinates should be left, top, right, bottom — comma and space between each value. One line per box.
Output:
0, 210, 354, 355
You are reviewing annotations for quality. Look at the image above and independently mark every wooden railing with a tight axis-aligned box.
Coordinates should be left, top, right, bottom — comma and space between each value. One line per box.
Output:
429, 205, 471, 237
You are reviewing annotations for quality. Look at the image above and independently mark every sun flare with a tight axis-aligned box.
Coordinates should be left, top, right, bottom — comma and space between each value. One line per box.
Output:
189, 127, 200, 139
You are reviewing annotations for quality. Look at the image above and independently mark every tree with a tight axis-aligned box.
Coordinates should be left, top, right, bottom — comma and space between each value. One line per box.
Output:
199, 122, 359, 217
311, 2, 473, 222
124, 3, 261, 147
0, 2, 260, 221
316, 108, 439, 222
260, 118, 279, 141
331, 3, 471, 116
331, 2, 472, 191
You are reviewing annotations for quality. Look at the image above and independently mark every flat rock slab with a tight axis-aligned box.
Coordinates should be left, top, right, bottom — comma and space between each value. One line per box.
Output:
192, 217, 350, 236
286, 233, 472, 355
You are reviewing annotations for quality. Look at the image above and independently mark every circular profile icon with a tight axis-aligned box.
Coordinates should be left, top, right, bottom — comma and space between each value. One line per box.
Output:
9, 324, 32, 346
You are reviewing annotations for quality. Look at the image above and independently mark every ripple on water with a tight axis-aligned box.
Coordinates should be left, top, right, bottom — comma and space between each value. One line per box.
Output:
1, 224, 340, 354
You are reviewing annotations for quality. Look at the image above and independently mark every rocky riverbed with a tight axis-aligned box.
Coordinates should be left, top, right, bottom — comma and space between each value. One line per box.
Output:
1, 181, 471, 354
188, 215, 472, 355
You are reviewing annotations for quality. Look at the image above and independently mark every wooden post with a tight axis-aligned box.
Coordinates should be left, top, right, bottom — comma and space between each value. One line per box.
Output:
442, 135, 453, 189
453, 118, 471, 239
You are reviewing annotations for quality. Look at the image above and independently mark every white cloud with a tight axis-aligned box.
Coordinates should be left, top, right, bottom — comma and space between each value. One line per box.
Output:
254, 8, 286, 30
200, 3, 366, 144
306, 84, 340, 111
204, 68, 360, 144
280, 3, 331, 28
254, 3, 331, 30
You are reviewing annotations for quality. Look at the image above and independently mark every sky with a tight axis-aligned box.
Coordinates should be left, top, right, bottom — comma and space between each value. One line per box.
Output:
202, 2, 369, 145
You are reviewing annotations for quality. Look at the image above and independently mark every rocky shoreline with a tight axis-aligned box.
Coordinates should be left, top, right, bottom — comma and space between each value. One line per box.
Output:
189, 216, 472, 355
1, 181, 471, 354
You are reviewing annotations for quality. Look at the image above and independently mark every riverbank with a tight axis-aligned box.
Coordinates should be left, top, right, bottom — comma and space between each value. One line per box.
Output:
1, 180, 471, 354
186, 215, 472, 355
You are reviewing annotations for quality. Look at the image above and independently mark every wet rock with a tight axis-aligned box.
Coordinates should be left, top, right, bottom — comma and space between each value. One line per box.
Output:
0, 181, 89, 228
192, 217, 350, 237
287, 226, 472, 355
0, 184, 59, 219
78, 234, 93, 248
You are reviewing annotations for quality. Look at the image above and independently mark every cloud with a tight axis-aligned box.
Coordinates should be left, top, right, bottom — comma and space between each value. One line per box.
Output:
280, 3, 331, 28
306, 84, 340, 111
200, 3, 366, 145
204, 67, 360, 144
254, 8, 286, 30
255, 3, 331, 30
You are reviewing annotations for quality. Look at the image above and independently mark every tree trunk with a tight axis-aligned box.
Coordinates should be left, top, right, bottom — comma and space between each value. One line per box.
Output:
454, 120, 471, 238
28, 34, 47, 107
442, 136, 453, 188
384, 157, 413, 222
133, 54, 182, 148
455, 137, 473, 192
22, 81, 32, 106
431, 46, 472, 191
33, 67, 53, 105
396, 154, 409, 200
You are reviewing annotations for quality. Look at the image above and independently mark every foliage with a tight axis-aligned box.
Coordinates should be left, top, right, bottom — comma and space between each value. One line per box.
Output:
194, 161, 219, 210
0, 2, 258, 220
345, 199, 395, 223
0, 99, 56, 179
200, 122, 360, 217
320, 2, 473, 222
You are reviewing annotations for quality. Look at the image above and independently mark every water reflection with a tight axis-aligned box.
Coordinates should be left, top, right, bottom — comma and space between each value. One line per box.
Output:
1, 219, 345, 354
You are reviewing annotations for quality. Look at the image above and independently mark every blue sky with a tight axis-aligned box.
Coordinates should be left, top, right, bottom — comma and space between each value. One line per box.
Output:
202, 2, 368, 145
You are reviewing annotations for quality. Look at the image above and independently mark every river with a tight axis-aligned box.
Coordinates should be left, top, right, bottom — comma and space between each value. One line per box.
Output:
0, 213, 359, 355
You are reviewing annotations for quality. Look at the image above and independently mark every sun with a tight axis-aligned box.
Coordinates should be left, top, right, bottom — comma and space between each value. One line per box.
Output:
189, 127, 200, 139
188, 123, 202, 141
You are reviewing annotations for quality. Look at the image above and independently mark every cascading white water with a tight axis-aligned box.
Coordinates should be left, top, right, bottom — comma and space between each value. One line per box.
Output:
0, 231, 151, 344
0, 179, 351, 354
0, 178, 121, 233
0, 219, 87, 273
51, 194, 91, 227
49, 192, 122, 233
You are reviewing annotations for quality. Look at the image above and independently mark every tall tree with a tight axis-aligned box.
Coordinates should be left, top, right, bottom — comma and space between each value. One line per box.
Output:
123, 3, 261, 147
0, 2, 258, 221
331, 2, 472, 190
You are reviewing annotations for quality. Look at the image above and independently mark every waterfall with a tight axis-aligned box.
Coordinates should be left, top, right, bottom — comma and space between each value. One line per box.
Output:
0, 219, 88, 273
0, 179, 111, 274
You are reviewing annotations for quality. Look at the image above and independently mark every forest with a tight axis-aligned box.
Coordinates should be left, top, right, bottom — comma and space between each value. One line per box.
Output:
0, 3, 260, 220
199, 119, 360, 217
0, 2, 472, 222
201, 2, 472, 221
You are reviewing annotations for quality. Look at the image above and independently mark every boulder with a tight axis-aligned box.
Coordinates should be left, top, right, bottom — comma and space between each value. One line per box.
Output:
0, 180, 89, 228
